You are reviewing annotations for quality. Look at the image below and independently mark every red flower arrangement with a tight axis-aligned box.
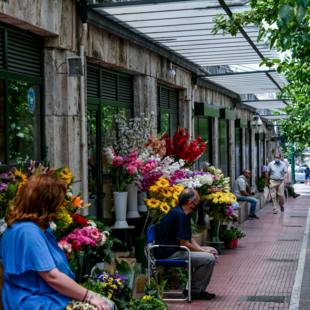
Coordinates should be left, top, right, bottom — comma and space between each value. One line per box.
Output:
71, 213, 88, 227
164, 128, 207, 165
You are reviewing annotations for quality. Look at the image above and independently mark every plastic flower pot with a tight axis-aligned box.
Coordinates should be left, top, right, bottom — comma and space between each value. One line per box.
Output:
210, 219, 220, 242
233, 238, 238, 248
134, 236, 147, 274
225, 241, 234, 249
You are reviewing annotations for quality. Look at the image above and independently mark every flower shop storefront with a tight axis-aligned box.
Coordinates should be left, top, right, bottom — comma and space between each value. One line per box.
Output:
0, 23, 44, 173
87, 64, 134, 223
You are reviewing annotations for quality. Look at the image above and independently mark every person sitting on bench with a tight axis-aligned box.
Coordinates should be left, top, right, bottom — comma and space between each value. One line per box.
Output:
154, 188, 218, 300
233, 169, 260, 220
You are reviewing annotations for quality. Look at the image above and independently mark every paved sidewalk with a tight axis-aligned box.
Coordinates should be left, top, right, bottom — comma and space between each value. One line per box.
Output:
167, 184, 310, 310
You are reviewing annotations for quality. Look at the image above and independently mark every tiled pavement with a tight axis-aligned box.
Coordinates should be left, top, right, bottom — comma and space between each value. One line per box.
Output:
166, 184, 310, 310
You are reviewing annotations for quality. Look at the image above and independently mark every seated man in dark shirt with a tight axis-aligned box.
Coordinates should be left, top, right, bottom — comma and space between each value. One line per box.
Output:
154, 188, 218, 300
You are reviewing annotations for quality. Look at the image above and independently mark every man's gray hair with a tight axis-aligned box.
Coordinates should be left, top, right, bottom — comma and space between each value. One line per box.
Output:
179, 189, 196, 205
242, 169, 250, 175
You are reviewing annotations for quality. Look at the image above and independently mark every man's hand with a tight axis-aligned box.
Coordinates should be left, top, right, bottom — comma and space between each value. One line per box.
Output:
265, 181, 268, 187
286, 179, 288, 185
204, 249, 219, 263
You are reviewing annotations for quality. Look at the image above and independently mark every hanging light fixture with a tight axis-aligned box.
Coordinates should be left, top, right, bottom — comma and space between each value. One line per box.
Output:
168, 62, 176, 79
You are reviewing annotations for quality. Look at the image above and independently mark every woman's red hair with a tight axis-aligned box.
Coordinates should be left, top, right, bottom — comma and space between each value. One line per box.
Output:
6, 173, 67, 229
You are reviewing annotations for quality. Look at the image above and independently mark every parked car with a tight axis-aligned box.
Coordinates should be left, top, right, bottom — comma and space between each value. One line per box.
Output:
295, 167, 306, 183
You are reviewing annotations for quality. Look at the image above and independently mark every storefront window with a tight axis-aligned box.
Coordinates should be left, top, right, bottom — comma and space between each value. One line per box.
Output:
8, 82, 41, 164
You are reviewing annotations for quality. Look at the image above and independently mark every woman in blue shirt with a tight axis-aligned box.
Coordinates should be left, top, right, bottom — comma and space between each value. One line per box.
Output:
0, 173, 113, 310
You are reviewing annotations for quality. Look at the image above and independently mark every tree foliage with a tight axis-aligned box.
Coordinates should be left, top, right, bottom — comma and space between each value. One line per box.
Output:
212, 0, 310, 149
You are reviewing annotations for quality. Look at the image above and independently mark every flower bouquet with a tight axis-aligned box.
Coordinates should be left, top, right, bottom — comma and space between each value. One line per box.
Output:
201, 192, 237, 222
82, 271, 131, 309
141, 178, 183, 237
203, 164, 231, 192
163, 127, 206, 168
104, 112, 155, 158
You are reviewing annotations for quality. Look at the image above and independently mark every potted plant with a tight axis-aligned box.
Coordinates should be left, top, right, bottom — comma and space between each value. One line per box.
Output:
221, 230, 237, 249
231, 227, 246, 247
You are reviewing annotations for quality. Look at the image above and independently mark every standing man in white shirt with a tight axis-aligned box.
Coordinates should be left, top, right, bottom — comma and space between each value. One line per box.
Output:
265, 154, 288, 214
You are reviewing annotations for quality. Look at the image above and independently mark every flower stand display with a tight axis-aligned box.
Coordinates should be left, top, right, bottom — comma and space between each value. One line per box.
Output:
126, 183, 140, 218
113, 192, 129, 228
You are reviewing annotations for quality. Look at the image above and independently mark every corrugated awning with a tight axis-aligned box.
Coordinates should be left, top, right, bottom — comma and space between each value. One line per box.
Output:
92, 0, 276, 67
202, 71, 285, 94
261, 115, 290, 120
236, 99, 290, 109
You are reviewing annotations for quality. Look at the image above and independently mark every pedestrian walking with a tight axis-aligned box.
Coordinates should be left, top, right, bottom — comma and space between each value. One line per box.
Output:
304, 165, 310, 185
265, 154, 288, 214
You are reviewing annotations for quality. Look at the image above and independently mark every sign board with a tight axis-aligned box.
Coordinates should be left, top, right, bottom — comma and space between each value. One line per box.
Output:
28, 87, 35, 112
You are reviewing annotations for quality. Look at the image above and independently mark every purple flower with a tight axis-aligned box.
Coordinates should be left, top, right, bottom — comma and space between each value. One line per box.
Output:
0, 183, 8, 193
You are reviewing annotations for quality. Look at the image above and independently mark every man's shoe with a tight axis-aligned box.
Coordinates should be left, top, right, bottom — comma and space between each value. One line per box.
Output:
248, 215, 255, 220
280, 205, 285, 212
191, 293, 212, 300
273, 211, 278, 214
253, 214, 260, 220
293, 194, 300, 198
202, 291, 216, 299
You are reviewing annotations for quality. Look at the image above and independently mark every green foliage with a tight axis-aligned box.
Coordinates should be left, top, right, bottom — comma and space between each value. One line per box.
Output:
144, 278, 168, 300
256, 177, 266, 191
8, 82, 38, 162
231, 227, 246, 240
191, 220, 198, 234
160, 267, 188, 290
221, 229, 237, 242
128, 296, 168, 310
212, 0, 310, 147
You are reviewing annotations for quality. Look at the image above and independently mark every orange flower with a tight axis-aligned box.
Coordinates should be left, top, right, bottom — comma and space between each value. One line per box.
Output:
71, 195, 84, 208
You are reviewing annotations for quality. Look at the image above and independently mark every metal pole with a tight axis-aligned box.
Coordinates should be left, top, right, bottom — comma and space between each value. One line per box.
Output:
291, 142, 295, 184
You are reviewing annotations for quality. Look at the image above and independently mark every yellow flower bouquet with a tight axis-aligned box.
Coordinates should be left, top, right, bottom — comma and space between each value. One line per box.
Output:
140, 177, 184, 237
201, 191, 238, 222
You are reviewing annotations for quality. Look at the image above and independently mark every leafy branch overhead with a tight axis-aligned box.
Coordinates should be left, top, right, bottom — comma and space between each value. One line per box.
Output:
212, 0, 310, 147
